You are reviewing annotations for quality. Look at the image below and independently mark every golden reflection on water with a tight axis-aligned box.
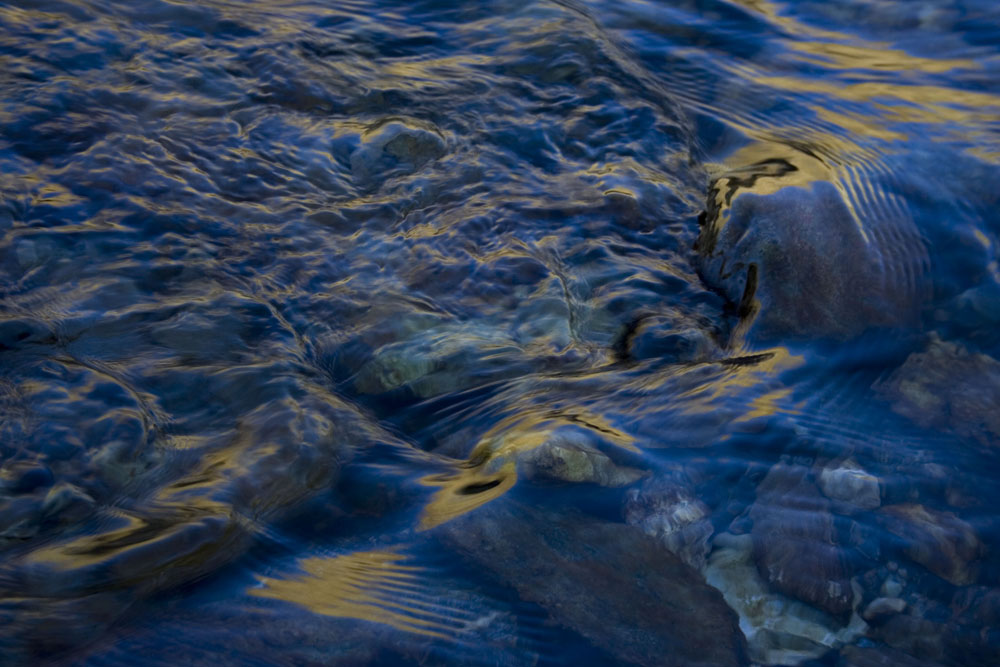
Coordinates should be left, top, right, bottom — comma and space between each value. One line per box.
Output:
680, 347, 804, 412
731, 0, 977, 76
251, 550, 480, 638
705, 141, 835, 191
418, 462, 517, 531
789, 41, 976, 75
735, 386, 799, 422
417, 408, 636, 530
759, 75, 1000, 128
714, 0, 1000, 163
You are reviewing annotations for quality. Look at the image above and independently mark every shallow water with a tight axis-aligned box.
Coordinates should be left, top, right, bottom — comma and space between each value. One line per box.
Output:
1, 0, 999, 664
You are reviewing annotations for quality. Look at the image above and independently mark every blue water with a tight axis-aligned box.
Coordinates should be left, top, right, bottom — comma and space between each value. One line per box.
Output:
1, 1, 1000, 665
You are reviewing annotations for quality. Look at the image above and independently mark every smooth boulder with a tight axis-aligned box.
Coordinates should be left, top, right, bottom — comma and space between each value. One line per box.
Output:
696, 170, 920, 342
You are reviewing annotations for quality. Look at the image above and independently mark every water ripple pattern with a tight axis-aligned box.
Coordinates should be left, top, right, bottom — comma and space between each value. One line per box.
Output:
1, 0, 999, 665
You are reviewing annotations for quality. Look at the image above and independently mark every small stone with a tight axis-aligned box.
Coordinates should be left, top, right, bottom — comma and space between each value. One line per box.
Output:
862, 597, 907, 621
41, 483, 95, 524
476, 422, 645, 490
89, 438, 158, 489
818, 459, 880, 510
350, 119, 447, 184
519, 438, 645, 488
354, 349, 437, 394
881, 576, 903, 598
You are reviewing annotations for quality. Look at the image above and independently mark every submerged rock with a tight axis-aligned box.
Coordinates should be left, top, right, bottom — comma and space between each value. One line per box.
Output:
515, 435, 645, 487
705, 532, 867, 666
750, 462, 857, 617
879, 503, 982, 586
861, 596, 907, 621
624, 473, 714, 570
696, 166, 920, 342
614, 313, 716, 363
875, 336, 1000, 448
350, 118, 447, 184
0, 386, 362, 660
437, 499, 747, 667
818, 459, 881, 511
473, 418, 645, 489
352, 322, 523, 398
418, 416, 643, 530
868, 585, 1000, 666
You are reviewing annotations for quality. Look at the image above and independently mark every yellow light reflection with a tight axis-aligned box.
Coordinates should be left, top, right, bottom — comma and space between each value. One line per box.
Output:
713, 0, 1000, 162
417, 408, 636, 530
730, 0, 977, 75
418, 463, 517, 532
704, 140, 872, 244
733, 386, 802, 422
251, 550, 479, 638
677, 347, 804, 415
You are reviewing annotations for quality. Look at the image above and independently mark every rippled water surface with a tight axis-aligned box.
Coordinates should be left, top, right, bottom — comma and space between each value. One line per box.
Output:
2, 0, 1000, 664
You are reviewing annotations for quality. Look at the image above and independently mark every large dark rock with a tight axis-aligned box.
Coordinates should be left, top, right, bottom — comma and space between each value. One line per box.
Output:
750, 462, 856, 617
696, 163, 921, 342
437, 499, 747, 666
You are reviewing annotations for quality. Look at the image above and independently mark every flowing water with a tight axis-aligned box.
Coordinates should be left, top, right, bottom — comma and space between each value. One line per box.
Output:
1, 0, 1000, 665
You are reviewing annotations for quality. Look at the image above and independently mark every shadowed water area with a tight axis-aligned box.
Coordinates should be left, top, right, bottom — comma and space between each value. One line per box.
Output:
1, 0, 999, 664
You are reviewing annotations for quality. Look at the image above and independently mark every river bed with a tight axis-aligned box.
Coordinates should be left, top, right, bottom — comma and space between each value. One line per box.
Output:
1, 1, 999, 665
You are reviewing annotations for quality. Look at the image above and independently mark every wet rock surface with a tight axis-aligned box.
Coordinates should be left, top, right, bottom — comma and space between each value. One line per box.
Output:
515, 435, 646, 487
819, 459, 882, 512
696, 175, 920, 342
876, 336, 1000, 448
624, 472, 714, 570
705, 532, 866, 666
0, 0, 998, 664
861, 596, 907, 621
750, 462, 857, 617
437, 499, 747, 667
879, 503, 982, 586
464, 418, 647, 489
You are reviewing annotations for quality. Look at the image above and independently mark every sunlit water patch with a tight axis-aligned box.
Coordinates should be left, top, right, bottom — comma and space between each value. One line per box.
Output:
2, 0, 1000, 664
